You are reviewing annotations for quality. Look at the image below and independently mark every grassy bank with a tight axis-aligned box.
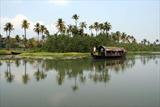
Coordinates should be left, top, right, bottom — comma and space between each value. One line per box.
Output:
1, 49, 160, 60
0, 50, 11, 55
19, 52, 90, 59
19, 51, 160, 59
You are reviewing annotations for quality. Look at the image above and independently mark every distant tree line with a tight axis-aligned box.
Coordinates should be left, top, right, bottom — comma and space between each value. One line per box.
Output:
0, 14, 160, 52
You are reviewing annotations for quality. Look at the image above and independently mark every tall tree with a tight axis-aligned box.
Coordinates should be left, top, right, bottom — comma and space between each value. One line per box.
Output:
67, 24, 73, 36
4, 22, 14, 50
103, 22, 111, 34
115, 31, 121, 43
94, 22, 99, 36
40, 25, 46, 37
34, 23, 41, 42
22, 19, 30, 50
99, 23, 104, 34
79, 22, 87, 35
56, 18, 66, 35
3, 26, 8, 36
121, 32, 127, 43
72, 14, 79, 28
89, 25, 94, 35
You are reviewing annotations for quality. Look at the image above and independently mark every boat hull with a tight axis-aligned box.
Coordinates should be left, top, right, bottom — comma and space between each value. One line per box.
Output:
11, 51, 21, 55
91, 53, 126, 59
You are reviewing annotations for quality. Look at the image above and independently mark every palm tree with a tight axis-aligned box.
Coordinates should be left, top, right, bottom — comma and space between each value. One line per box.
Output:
67, 24, 73, 36
44, 29, 49, 36
79, 22, 87, 35
3, 26, 8, 36
34, 23, 41, 42
89, 25, 94, 35
22, 19, 30, 50
4, 22, 14, 50
104, 22, 111, 34
72, 14, 79, 28
94, 22, 99, 36
15, 35, 21, 42
115, 31, 121, 43
99, 23, 104, 34
56, 18, 66, 35
141, 39, 147, 45
121, 32, 127, 43
155, 39, 159, 45
40, 25, 46, 37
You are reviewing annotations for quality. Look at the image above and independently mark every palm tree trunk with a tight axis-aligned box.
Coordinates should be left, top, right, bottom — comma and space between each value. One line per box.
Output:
8, 30, 11, 50
75, 21, 77, 27
24, 29, 26, 51
96, 30, 97, 36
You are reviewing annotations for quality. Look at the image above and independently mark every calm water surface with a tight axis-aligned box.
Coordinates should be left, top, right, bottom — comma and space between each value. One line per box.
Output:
0, 55, 160, 107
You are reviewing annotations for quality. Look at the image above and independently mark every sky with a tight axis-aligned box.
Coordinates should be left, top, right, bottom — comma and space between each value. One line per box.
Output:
0, 0, 160, 42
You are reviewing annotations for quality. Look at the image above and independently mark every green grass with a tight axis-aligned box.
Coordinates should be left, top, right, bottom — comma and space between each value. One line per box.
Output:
0, 50, 11, 55
20, 52, 90, 59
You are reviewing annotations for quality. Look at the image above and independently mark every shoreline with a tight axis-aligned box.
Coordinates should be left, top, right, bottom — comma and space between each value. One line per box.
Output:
0, 51, 160, 60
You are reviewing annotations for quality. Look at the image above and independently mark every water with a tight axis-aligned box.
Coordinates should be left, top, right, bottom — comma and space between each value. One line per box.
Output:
0, 55, 160, 107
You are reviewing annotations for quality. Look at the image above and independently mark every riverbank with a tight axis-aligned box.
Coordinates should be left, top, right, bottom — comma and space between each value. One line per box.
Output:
1, 50, 160, 60
0, 52, 90, 60
19, 52, 90, 59
0, 50, 11, 55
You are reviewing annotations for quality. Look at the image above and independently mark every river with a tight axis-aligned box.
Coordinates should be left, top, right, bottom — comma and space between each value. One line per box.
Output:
0, 55, 160, 107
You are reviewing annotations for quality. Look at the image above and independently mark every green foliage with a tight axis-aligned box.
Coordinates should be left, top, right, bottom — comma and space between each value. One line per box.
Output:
1, 14, 160, 52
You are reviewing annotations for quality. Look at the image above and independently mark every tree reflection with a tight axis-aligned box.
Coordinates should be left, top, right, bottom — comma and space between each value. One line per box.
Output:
34, 60, 47, 81
15, 59, 20, 67
2, 56, 140, 90
5, 59, 14, 83
140, 55, 156, 65
41, 58, 134, 91
22, 60, 30, 84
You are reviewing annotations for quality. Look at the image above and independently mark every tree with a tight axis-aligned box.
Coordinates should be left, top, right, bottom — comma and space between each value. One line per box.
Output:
89, 25, 94, 35
72, 14, 79, 28
115, 31, 121, 43
121, 32, 127, 43
141, 39, 147, 45
15, 35, 21, 42
67, 24, 73, 36
4, 22, 14, 50
104, 22, 111, 34
99, 23, 104, 34
34, 23, 41, 42
22, 19, 30, 50
40, 25, 46, 36
3, 26, 8, 36
94, 22, 99, 36
44, 29, 49, 36
56, 18, 66, 35
155, 39, 159, 45
79, 22, 87, 35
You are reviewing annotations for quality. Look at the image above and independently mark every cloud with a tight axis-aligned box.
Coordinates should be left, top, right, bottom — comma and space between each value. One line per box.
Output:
48, 0, 71, 6
0, 14, 56, 39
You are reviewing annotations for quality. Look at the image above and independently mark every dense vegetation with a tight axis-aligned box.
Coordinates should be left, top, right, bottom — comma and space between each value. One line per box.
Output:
0, 14, 160, 52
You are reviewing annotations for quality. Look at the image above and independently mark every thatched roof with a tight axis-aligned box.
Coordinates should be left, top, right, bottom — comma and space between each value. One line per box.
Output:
99, 46, 126, 52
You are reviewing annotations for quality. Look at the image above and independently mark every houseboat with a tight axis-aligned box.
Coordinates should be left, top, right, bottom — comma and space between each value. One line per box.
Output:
91, 46, 127, 59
